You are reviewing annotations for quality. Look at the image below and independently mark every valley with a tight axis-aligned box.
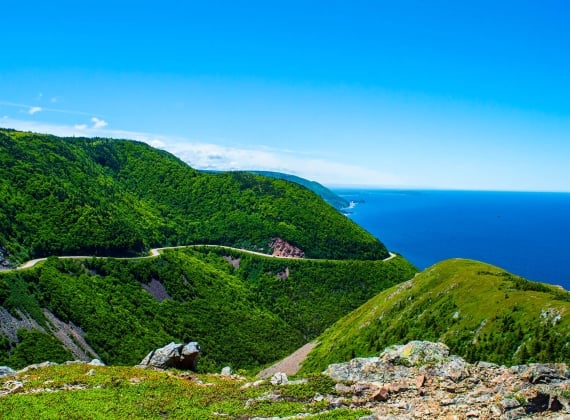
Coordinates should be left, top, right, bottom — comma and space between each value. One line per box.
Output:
1, 129, 570, 418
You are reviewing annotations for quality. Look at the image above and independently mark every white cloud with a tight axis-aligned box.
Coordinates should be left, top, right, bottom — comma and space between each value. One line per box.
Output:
0, 117, 404, 187
148, 139, 166, 148
166, 142, 404, 187
28, 106, 42, 115
91, 117, 108, 128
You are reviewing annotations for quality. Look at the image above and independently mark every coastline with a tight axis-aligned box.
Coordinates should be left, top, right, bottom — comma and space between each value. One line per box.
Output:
334, 188, 570, 289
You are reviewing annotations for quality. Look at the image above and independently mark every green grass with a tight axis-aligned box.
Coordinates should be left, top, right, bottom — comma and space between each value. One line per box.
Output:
301, 258, 570, 373
0, 364, 370, 419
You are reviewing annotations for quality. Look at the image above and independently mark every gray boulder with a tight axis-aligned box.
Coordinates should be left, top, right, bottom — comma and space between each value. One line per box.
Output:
521, 364, 568, 384
138, 341, 200, 371
434, 355, 471, 382
270, 372, 289, 385
0, 246, 13, 270
0, 366, 15, 378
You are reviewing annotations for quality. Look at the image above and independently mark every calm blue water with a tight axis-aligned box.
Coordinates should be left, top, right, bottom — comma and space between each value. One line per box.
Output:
335, 189, 570, 289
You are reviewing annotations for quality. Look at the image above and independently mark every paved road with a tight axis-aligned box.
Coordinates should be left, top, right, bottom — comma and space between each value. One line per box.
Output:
6, 246, 397, 272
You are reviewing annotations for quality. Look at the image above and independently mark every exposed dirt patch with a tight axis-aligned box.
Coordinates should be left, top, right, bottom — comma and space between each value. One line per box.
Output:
257, 341, 317, 379
223, 256, 240, 269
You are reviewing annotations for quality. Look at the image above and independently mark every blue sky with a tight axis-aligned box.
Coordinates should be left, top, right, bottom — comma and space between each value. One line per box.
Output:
1, 1, 569, 191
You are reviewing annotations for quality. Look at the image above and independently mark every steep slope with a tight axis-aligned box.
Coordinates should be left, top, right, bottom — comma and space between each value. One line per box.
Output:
0, 128, 387, 264
248, 171, 350, 210
302, 258, 570, 373
3, 341, 570, 419
0, 248, 416, 370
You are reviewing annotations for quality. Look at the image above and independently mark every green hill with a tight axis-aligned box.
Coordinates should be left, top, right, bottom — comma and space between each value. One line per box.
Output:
301, 258, 570, 373
0, 248, 416, 371
248, 171, 350, 210
0, 128, 387, 264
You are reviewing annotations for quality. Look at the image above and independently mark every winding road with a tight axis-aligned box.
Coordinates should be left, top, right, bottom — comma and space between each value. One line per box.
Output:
6, 245, 397, 272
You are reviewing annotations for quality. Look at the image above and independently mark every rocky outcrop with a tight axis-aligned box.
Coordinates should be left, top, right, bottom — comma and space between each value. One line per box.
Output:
137, 342, 200, 371
0, 366, 15, 378
268, 238, 305, 258
141, 278, 172, 302
321, 341, 570, 419
0, 308, 100, 362
0, 246, 13, 271
17, 359, 104, 374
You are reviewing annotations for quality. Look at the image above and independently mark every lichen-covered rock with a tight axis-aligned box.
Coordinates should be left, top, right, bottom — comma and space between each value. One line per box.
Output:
137, 341, 200, 371
321, 340, 570, 419
324, 341, 454, 383
380, 340, 450, 366
434, 355, 470, 382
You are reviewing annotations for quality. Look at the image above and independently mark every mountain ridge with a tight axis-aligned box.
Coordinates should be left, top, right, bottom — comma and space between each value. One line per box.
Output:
0, 128, 387, 264
248, 170, 350, 210
3, 128, 570, 419
301, 258, 570, 373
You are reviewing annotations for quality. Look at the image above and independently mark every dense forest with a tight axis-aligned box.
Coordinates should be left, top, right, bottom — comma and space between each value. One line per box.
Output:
301, 259, 570, 373
248, 171, 350, 210
0, 248, 416, 370
0, 128, 387, 264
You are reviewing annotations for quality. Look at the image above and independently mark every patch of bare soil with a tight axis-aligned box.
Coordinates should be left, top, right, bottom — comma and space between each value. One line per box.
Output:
257, 341, 317, 379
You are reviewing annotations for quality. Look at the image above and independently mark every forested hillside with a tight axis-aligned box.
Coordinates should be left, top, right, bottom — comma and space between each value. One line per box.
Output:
0, 248, 416, 370
0, 129, 387, 264
301, 258, 570, 373
248, 171, 350, 210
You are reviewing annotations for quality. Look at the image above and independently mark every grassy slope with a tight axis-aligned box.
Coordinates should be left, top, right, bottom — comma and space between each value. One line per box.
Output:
0, 128, 387, 262
0, 364, 369, 419
0, 249, 416, 371
301, 258, 570, 373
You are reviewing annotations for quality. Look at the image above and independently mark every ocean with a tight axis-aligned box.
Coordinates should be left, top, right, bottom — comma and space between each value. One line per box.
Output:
335, 189, 570, 289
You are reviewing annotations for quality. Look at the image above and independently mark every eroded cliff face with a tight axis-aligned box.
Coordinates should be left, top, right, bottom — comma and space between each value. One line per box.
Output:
269, 238, 305, 258
0, 308, 99, 362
